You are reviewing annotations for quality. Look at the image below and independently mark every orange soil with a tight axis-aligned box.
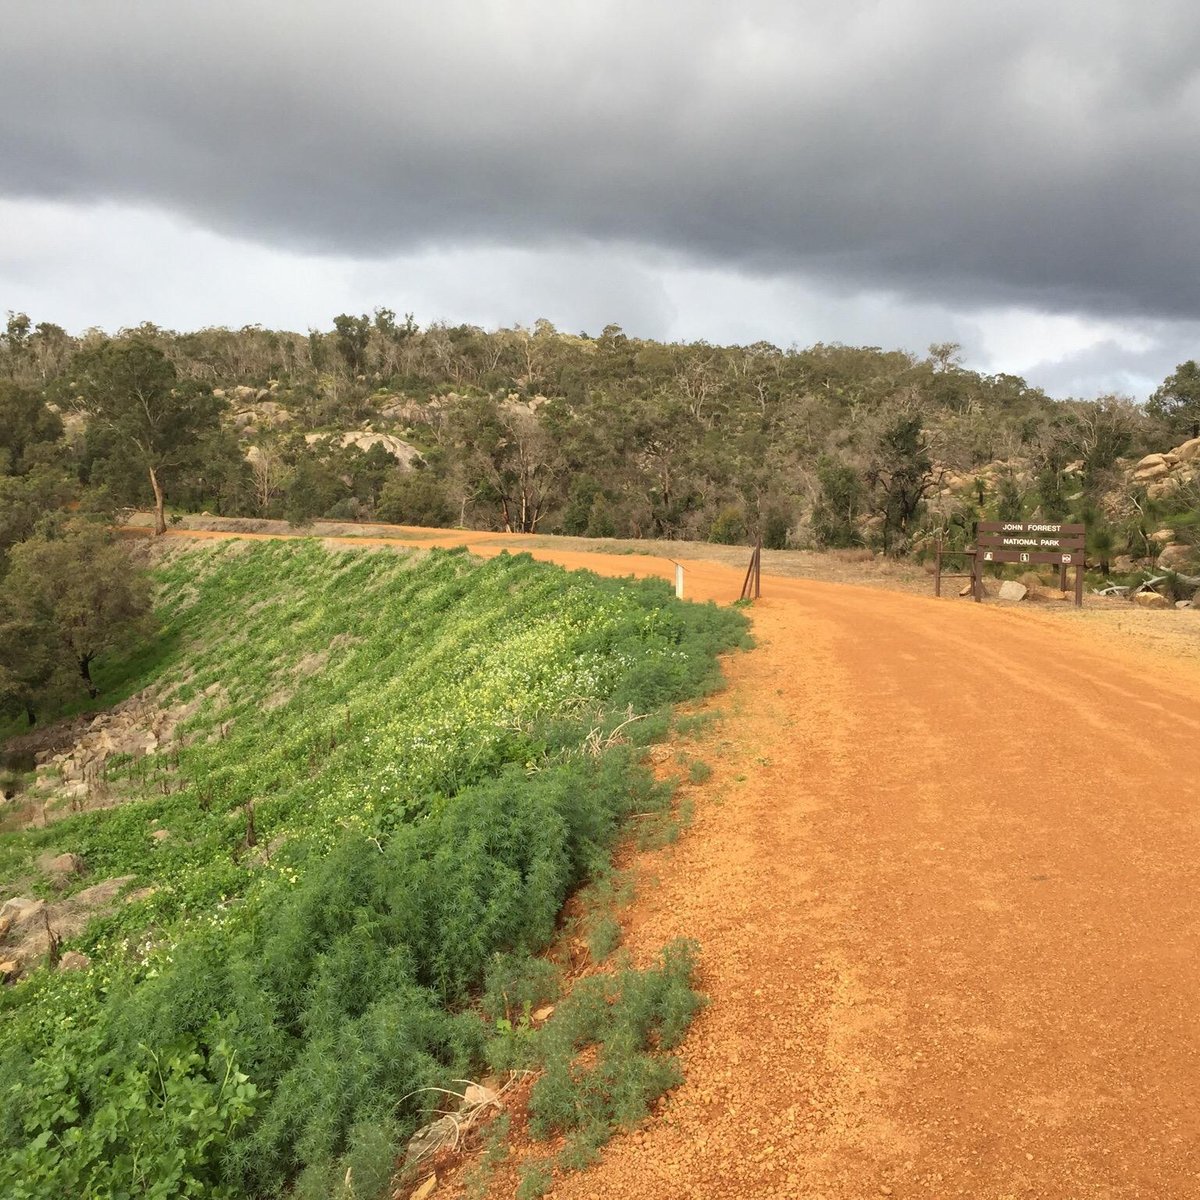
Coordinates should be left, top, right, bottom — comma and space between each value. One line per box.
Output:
151, 526, 1200, 1198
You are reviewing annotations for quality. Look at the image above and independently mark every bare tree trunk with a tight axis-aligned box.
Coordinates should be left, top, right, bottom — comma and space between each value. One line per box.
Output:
149, 465, 166, 535
79, 655, 98, 699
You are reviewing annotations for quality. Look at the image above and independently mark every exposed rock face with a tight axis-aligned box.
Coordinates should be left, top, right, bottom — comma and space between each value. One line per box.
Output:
234, 401, 292, 431
0, 877, 151, 979
1174, 436, 1200, 464
404, 1116, 458, 1165
0, 897, 46, 938
3, 686, 213, 833
302, 431, 422, 466
1127, 441, 1200, 501
1134, 453, 1170, 481
998, 580, 1027, 602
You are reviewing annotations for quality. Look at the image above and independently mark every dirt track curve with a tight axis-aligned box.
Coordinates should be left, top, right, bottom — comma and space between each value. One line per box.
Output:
150, 527, 1200, 1198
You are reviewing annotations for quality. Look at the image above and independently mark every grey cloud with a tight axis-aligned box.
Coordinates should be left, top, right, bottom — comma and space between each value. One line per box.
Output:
3, 0, 1199, 326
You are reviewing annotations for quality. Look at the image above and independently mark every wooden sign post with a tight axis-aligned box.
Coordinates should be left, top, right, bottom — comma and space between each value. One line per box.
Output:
970, 521, 1086, 607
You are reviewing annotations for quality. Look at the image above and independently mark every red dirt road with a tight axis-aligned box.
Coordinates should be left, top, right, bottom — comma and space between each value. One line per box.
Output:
551, 583, 1200, 1200
152, 527, 1200, 1197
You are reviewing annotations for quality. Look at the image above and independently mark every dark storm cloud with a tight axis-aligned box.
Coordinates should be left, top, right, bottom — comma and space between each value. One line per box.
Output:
2, 0, 1199, 321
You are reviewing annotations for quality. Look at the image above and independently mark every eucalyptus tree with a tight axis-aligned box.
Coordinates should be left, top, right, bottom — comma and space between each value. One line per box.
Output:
70, 338, 224, 534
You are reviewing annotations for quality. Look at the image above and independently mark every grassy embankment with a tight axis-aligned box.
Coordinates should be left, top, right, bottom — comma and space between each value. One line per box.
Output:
0, 539, 746, 1199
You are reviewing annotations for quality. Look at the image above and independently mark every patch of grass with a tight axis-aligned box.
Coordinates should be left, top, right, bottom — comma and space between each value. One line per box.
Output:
687, 759, 713, 785
525, 940, 703, 1163
516, 1160, 554, 1200
633, 796, 692, 852
586, 913, 623, 964
672, 710, 720, 739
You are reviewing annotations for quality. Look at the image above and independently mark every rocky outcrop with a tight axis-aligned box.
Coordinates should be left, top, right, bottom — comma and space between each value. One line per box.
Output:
1134, 591, 1169, 609
1130, 439, 1200, 501
41, 852, 86, 884
233, 401, 293, 432
1173, 436, 1200, 464
1133, 453, 1171, 481
12, 687, 211, 829
302, 431, 422, 466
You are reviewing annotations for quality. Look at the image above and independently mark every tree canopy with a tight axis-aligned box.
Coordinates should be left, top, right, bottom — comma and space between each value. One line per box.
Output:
70, 338, 225, 534
1, 519, 153, 709
1147, 360, 1200, 441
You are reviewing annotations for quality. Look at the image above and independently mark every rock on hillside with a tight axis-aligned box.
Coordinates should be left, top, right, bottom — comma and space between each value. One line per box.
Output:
1157, 542, 1199, 571
1171, 436, 1200, 464
1130, 437, 1200, 500
233, 401, 293, 431
0, 877, 155, 980
302, 431, 422, 465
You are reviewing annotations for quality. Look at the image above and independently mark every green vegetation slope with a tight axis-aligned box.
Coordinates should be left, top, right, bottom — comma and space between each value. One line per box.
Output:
0, 540, 746, 1198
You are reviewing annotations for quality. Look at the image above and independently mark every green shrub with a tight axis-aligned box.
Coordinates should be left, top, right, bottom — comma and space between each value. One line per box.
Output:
2, 1036, 258, 1200
516, 1161, 554, 1200
525, 939, 703, 1157
586, 914, 623, 963
708, 505, 746, 545
482, 953, 560, 1023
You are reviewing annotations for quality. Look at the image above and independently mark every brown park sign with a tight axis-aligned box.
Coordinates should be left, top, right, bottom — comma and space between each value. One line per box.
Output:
934, 521, 1088, 606
972, 521, 1086, 604
976, 520, 1085, 560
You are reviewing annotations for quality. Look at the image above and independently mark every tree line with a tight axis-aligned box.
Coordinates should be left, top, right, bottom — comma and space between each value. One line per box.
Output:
2, 307, 1198, 723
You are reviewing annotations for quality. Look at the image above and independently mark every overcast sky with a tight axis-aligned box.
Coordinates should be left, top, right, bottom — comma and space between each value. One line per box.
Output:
2, 0, 1198, 399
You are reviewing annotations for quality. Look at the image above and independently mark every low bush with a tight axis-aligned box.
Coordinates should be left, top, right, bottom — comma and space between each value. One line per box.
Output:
524, 940, 703, 1157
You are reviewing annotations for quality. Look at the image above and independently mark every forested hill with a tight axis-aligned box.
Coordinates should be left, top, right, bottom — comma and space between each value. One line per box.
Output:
2, 311, 1198, 564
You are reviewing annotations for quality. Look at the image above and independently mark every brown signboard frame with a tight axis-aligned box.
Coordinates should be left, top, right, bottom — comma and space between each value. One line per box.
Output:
935, 522, 1087, 607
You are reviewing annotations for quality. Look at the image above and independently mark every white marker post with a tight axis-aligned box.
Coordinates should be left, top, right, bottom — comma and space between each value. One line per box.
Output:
674, 563, 684, 599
